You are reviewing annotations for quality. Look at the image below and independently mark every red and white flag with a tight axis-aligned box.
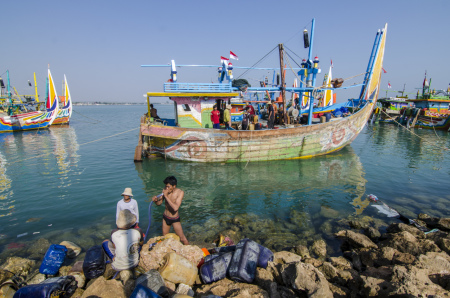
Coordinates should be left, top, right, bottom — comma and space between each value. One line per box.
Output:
230, 51, 238, 60
382, 68, 387, 74
330, 59, 333, 68
221, 56, 229, 61
388, 82, 391, 88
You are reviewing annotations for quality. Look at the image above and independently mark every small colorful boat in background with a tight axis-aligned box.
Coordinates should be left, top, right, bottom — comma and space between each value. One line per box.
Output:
404, 76, 450, 130
52, 75, 73, 125
0, 69, 59, 133
375, 96, 413, 123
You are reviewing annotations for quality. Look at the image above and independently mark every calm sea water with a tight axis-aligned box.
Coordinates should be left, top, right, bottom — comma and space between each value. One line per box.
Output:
0, 104, 449, 259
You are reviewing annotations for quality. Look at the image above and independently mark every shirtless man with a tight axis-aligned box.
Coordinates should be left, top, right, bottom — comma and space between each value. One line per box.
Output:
152, 176, 189, 245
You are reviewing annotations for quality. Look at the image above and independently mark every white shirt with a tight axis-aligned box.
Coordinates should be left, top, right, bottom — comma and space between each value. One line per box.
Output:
111, 228, 142, 270
116, 198, 139, 223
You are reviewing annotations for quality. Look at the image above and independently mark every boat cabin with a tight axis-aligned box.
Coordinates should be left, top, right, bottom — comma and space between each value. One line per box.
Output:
407, 97, 450, 115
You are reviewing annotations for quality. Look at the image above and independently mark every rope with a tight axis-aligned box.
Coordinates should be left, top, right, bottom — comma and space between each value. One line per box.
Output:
378, 109, 449, 151
236, 46, 278, 80
72, 110, 102, 124
8, 127, 140, 164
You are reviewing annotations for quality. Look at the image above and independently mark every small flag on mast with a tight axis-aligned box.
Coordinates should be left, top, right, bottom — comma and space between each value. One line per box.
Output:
388, 82, 391, 88
220, 56, 229, 61
330, 59, 333, 68
230, 51, 238, 60
382, 68, 387, 73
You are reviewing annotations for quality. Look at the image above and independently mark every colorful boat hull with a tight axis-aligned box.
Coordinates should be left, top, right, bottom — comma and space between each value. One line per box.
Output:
141, 101, 373, 162
0, 69, 59, 133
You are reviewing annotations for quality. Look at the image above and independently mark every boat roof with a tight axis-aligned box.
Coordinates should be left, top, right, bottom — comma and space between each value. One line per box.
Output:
146, 92, 239, 98
407, 98, 450, 103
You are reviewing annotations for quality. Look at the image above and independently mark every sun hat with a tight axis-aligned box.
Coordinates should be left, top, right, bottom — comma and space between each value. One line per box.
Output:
121, 188, 133, 197
226, 104, 232, 109
116, 209, 137, 229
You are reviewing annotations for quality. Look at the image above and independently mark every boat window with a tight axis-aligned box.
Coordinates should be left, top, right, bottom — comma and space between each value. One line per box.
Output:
182, 104, 191, 111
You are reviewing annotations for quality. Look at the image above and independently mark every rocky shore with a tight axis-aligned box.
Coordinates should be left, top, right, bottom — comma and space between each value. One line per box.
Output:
1, 213, 450, 297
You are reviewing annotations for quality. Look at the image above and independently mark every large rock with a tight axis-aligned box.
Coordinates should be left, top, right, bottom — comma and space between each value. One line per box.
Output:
415, 251, 450, 275
60, 241, 82, 258
254, 268, 279, 298
310, 239, 327, 258
294, 245, 310, 259
320, 206, 340, 219
27, 238, 51, 259
280, 262, 333, 298
0, 269, 14, 284
389, 265, 449, 297
335, 230, 378, 249
376, 246, 397, 266
423, 217, 450, 231
272, 251, 301, 265
195, 277, 269, 297
436, 237, 450, 254
26, 272, 46, 285
378, 231, 420, 255
386, 223, 425, 239
81, 276, 126, 298
139, 238, 203, 272
1, 257, 35, 277
359, 275, 394, 297
329, 256, 352, 270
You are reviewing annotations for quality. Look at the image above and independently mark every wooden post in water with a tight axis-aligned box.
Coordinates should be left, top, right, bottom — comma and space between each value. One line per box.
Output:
278, 44, 288, 124
134, 129, 143, 162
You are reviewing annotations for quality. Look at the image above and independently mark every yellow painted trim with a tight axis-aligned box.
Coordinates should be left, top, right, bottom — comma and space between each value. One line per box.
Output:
178, 114, 202, 126
286, 143, 347, 160
146, 92, 239, 97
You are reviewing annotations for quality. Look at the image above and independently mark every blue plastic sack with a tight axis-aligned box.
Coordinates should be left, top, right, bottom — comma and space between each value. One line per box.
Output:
39, 244, 68, 275
332, 108, 342, 117
257, 244, 274, 269
228, 239, 260, 283
83, 245, 106, 279
200, 252, 233, 284
13, 276, 77, 298
129, 284, 162, 298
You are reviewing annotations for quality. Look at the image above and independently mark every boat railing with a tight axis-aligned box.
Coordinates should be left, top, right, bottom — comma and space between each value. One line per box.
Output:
164, 82, 232, 93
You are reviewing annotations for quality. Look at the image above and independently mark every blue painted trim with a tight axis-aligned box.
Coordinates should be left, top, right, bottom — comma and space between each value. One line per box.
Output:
359, 30, 381, 100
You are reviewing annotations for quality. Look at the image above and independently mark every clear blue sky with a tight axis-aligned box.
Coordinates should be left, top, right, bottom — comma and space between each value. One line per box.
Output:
1, 0, 449, 103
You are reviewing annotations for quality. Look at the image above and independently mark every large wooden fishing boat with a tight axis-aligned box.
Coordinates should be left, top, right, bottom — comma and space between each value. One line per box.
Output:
52, 75, 73, 125
0, 69, 59, 133
137, 21, 388, 163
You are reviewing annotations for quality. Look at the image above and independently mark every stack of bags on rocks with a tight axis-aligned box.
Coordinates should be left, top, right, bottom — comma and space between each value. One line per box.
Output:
136, 236, 274, 297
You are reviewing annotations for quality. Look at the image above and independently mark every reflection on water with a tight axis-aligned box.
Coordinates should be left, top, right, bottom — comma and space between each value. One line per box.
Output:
50, 127, 80, 190
135, 146, 367, 250
0, 127, 81, 219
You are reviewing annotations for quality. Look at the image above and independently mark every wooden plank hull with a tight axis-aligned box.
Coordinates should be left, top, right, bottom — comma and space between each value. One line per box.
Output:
141, 101, 374, 162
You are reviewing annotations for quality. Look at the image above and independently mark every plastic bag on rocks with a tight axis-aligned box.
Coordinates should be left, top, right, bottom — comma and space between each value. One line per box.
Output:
82, 245, 106, 279
13, 275, 77, 298
129, 284, 162, 298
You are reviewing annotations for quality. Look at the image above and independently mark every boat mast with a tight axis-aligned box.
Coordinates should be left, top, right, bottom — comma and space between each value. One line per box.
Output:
34, 72, 39, 103
307, 18, 315, 125
6, 70, 12, 105
278, 44, 287, 124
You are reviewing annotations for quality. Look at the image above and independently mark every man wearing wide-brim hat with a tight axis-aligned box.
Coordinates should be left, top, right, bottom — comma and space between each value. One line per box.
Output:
102, 209, 144, 270
116, 187, 139, 226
